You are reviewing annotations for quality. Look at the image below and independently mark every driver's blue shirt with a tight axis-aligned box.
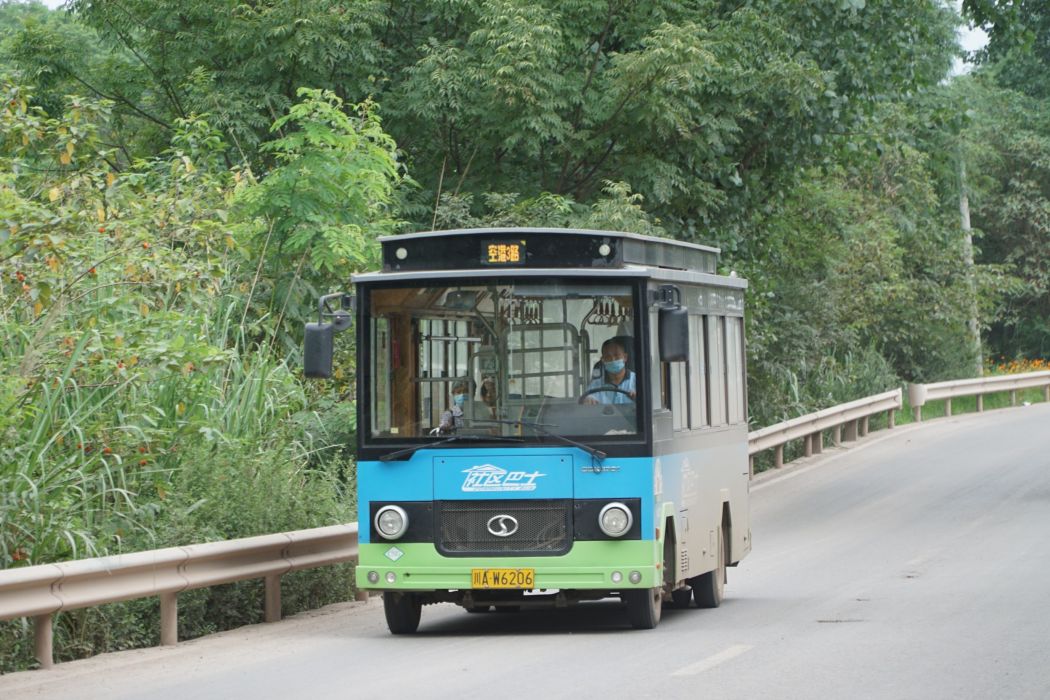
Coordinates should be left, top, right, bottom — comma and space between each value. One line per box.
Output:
587, 371, 637, 404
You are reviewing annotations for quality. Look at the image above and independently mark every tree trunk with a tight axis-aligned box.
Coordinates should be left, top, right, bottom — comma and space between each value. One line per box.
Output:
959, 158, 983, 376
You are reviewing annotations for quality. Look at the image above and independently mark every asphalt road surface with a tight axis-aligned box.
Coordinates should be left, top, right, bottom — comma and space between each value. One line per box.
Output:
4, 403, 1050, 699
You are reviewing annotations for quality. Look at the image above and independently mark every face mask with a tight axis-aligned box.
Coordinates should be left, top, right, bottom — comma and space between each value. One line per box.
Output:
453, 393, 467, 407
603, 359, 626, 374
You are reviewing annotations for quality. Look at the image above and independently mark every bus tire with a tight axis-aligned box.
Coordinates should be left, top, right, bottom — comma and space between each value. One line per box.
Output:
693, 527, 726, 609
624, 587, 662, 629
383, 592, 422, 634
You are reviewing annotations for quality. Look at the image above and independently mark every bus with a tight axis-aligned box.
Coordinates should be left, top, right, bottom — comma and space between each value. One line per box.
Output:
304, 227, 751, 632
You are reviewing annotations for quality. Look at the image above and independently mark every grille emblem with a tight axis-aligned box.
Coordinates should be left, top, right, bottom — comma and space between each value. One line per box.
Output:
486, 515, 519, 537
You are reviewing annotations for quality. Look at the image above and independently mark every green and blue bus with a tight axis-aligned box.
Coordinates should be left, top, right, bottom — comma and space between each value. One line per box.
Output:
304, 228, 751, 632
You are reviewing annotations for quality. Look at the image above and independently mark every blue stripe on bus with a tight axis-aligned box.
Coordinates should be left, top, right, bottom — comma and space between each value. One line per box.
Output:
357, 447, 655, 544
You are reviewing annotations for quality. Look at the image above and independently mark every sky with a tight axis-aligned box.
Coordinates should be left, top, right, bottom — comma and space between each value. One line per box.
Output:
954, 1, 990, 75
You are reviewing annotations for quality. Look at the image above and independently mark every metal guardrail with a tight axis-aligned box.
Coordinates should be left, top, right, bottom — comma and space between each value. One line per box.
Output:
907, 370, 1050, 421
0, 524, 358, 669
747, 389, 902, 471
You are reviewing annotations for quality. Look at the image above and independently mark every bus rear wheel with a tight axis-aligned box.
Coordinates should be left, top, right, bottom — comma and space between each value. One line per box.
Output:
624, 587, 662, 629
693, 527, 726, 609
383, 592, 422, 634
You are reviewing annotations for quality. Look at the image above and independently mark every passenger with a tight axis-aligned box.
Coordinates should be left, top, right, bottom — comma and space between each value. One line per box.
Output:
583, 338, 637, 404
479, 376, 499, 419
437, 380, 472, 433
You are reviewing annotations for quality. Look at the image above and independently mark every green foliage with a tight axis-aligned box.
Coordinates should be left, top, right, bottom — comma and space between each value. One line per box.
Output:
229, 88, 402, 357
964, 0, 1050, 100
0, 77, 401, 670
6, 1, 957, 235
57, 0, 388, 159
236, 88, 400, 278
961, 75, 1050, 357
430, 180, 665, 236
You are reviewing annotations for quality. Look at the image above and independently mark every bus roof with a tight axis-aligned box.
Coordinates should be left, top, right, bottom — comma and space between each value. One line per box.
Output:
377, 228, 720, 274
351, 264, 748, 291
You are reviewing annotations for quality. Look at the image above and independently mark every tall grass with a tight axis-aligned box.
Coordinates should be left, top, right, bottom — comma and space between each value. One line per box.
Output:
1, 286, 356, 671
1, 322, 348, 558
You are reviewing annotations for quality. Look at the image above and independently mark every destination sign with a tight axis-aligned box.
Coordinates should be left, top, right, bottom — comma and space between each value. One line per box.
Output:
481, 240, 526, 266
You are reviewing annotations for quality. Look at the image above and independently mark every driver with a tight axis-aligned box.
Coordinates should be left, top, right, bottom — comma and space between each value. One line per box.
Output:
583, 338, 637, 404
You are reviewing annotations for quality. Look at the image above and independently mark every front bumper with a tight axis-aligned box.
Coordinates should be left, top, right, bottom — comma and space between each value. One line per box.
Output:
357, 540, 659, 591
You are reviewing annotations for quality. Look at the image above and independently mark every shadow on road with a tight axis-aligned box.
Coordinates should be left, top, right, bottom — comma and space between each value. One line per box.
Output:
407, 599, 716, 636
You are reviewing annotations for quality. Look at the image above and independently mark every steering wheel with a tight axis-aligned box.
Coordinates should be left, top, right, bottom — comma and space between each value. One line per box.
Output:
578, 385, 635, 404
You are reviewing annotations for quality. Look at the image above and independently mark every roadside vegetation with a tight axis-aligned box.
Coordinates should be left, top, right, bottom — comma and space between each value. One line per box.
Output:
1, 0, 1048, 671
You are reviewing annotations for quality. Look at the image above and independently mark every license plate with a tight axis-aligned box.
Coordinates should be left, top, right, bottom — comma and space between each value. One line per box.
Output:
471, 568, 535, 589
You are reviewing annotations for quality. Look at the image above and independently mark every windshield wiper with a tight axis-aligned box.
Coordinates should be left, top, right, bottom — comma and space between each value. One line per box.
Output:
379, 434, 523, 462
473, 419, 607, 461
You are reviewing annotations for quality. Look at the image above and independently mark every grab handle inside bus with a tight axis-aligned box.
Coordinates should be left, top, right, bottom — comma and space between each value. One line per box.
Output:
304, 293, 355, 379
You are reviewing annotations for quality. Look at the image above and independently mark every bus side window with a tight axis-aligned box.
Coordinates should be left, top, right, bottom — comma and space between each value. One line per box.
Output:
670, 361, 688, 431
689, 314, 706, 429
706, 315, 726, 426
726, 316, 745, 424
650, 310, 668, 410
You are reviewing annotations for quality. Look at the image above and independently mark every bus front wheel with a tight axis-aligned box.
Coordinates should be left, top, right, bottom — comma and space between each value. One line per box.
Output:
693, 527, 726, 609
383, 592, 422, 634
624, 587, 662, 629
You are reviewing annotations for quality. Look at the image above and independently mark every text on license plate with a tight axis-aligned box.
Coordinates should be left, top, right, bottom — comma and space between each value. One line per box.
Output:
471, 568, 535, 589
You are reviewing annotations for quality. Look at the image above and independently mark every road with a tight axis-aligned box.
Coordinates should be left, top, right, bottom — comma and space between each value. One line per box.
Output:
4, 403, 1050, 699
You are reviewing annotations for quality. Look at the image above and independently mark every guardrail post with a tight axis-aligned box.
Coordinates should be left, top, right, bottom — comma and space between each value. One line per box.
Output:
775, 445, 784, 469
833, 425, 842, 446
34, 614, 53, 669
160, 592, 178, 646
844, 420, 858, 442
813, 432, 823, 454
907, 383, 927, 423
945, 398, 952, 417
804, 435, 813, 457
1044, 385, 1049, 402
860, 417, 870, 437
265, 574, 282, 623
977, 395, 983, 412
1011, 390, 1018, 407
888, 409, 896, 429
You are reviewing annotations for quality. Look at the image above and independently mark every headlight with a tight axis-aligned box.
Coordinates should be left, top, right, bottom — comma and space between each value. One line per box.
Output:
375, 505, 409, 540
599, 502, 633, 537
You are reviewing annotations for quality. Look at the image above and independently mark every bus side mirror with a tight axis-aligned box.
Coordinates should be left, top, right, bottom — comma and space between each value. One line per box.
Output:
304, 322, 335, 378
303, 293, 355, 379
659, 306, 690, 362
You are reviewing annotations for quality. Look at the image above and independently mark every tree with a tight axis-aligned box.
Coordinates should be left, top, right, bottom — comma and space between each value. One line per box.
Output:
232, 87, 402, 353
961, 78, 1050, 357
3, 2, 953, 234
961, 1, 1050, 357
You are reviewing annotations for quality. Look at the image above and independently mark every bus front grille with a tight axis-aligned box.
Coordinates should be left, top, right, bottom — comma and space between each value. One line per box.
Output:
436, 499, 572, 556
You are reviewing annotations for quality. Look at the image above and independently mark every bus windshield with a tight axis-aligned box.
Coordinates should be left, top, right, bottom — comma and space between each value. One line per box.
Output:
366, 280, 641, 441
